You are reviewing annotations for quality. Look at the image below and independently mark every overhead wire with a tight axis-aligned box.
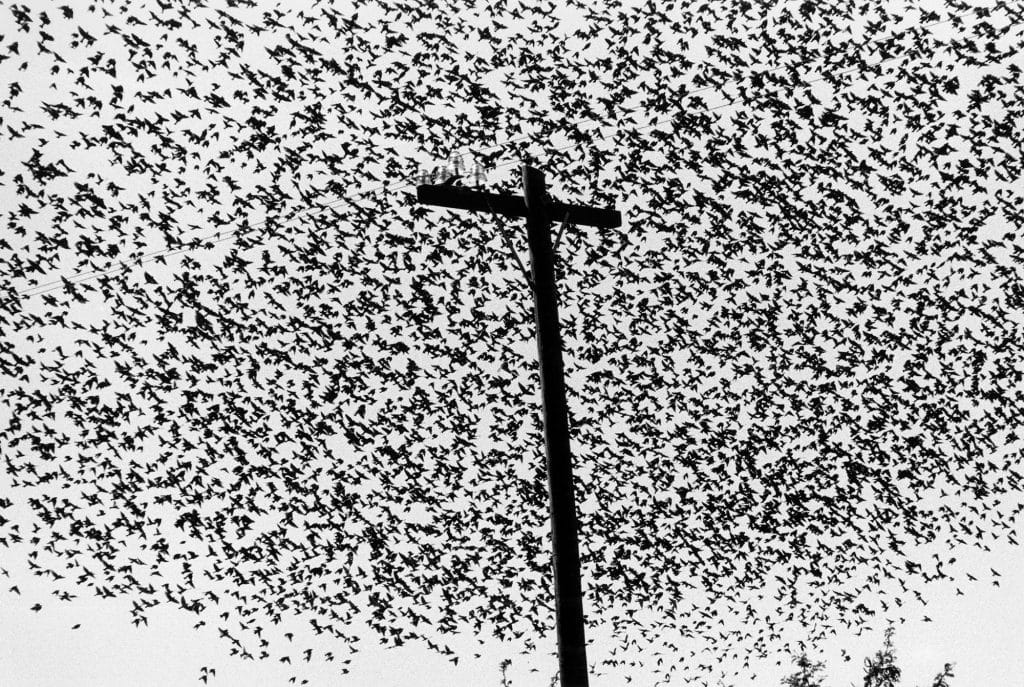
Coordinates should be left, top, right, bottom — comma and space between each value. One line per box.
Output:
445, 0, 957, 163
8, 3, 1004, 303
542, 5, 996, 153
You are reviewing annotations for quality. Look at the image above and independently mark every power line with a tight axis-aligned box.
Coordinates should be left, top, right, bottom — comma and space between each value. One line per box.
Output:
11, 5, 993, 301
450, 3, 988, 161
543, 5, 992, 151
14, 189, 381, 299
447, 0, 958, 162
9, 4, 1002, 302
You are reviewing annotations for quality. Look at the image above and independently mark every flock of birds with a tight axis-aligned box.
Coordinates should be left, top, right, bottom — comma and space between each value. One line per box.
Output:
2, 0, 1024, 684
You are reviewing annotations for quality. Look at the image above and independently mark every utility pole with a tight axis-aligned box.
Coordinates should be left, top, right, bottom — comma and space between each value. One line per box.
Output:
417, 164, 621, 687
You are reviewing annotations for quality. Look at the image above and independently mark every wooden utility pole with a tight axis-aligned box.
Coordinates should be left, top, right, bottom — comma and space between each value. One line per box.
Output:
417, 164, 621, 687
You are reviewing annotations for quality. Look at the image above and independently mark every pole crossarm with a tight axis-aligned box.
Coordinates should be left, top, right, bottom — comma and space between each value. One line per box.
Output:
417, 184, 622, 229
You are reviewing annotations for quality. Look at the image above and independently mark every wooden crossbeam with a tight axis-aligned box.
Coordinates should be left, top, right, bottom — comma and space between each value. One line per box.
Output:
416, 184, 622, 229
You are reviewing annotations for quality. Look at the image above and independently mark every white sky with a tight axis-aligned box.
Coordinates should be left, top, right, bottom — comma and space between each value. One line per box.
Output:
2, 1, 1024, 686
3, 534, 1024, 686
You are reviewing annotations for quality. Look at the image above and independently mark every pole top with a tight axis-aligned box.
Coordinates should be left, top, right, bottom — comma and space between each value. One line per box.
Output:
522, 165, 545, 212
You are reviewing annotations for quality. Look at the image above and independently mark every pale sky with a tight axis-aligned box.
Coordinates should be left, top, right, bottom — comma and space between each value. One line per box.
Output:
4, 533, 1024, 686
3, 1, 1024, 686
